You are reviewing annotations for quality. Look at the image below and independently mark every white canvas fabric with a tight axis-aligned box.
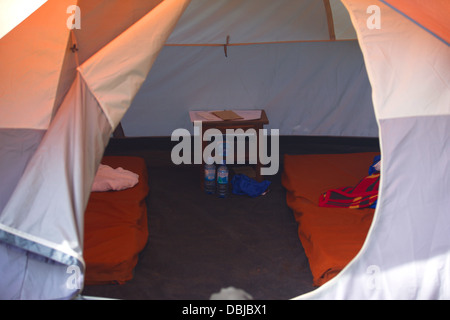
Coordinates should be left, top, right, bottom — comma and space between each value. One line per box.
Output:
0, 74, 111, 299
1, 0, 449, 300
123, 40, 377, 136
298, 0, 450, 300
0, 0, 190, 299
0, 0, 75, 130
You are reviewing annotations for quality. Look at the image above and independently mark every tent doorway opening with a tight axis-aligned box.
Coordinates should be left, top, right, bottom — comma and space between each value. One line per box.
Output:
81, 134, 380, 300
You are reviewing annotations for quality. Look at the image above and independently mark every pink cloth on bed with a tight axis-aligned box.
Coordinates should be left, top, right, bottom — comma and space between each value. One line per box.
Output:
92, 164, 139, 192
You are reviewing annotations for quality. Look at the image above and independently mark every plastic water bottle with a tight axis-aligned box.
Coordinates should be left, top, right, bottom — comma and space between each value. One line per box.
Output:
216, 160, 229, 198
204, 157, 216, 194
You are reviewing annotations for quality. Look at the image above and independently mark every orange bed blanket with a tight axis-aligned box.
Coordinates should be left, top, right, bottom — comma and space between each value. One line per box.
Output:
282, 152, 379, 286
84, 156, 149, 285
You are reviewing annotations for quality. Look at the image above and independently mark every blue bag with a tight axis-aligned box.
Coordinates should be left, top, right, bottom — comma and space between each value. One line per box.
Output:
231, 174, 271, 197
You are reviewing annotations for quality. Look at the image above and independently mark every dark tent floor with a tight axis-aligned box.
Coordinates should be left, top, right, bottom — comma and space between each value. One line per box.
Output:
81, 136, 380, 300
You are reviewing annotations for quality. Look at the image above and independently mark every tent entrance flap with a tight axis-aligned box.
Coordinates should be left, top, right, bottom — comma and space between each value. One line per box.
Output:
0, 73, 111, 299
0, 0, 191, 299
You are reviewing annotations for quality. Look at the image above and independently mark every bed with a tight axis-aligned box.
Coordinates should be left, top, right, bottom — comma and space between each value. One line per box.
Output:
282, 152, 379, 286
83, 156, 149, 285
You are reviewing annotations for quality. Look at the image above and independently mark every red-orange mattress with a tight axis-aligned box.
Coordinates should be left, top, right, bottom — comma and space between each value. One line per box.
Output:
84, 156, 149, 285
282, 152, 379, 286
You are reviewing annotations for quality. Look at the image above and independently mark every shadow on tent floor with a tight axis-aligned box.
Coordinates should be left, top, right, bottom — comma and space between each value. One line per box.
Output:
81, 136, 379, 300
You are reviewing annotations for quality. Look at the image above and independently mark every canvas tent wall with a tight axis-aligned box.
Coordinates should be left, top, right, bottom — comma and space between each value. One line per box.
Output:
0, 0, 449, 300
122, 0, 378, 137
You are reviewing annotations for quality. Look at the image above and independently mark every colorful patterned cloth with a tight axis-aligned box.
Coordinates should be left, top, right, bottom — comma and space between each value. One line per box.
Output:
319, 173, 380, 209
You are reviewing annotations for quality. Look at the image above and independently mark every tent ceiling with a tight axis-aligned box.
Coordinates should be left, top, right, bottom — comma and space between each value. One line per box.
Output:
166, 0, 357, 45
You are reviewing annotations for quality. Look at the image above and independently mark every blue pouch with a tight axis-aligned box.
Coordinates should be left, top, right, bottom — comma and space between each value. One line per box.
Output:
231, 174, 271, 197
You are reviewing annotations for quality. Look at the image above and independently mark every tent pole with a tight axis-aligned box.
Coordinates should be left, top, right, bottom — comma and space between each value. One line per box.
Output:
323, 0, 336, 41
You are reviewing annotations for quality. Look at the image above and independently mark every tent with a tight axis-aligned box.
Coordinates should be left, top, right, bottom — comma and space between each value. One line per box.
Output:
0, 0, 449, 300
